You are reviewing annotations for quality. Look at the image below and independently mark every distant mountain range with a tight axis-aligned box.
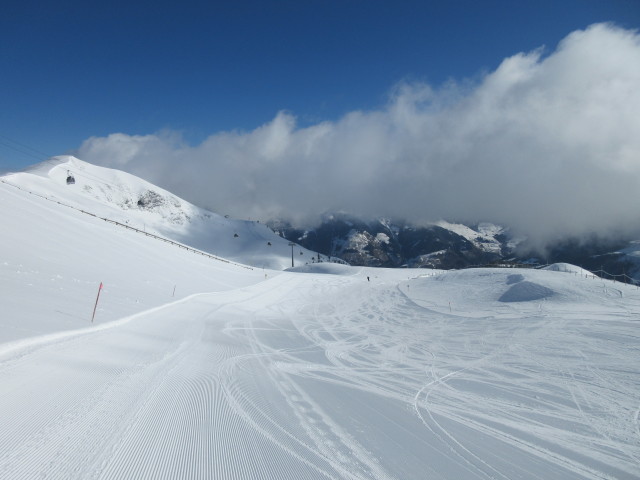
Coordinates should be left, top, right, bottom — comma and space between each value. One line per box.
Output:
268, 215, 513, 269
268, 214, 640, 282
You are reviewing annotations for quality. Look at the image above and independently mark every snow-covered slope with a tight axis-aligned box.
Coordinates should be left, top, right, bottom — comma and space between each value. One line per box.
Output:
4, 156, 317, 270
0, 172, 269, 342
1, 157, 639, 479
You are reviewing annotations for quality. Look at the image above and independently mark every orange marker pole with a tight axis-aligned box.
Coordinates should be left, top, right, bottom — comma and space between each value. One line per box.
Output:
91, 282, 103, 323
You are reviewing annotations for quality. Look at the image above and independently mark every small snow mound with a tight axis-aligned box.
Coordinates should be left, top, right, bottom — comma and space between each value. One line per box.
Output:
499, 281, 555, 302
543, 263, 593, 276
288, 264, 356, 275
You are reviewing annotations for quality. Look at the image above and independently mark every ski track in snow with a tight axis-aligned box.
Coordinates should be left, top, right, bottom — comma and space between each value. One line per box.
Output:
0, 269, 639, 479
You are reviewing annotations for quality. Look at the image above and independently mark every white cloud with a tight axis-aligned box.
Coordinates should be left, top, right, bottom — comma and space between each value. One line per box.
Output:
77, 23, 640, 249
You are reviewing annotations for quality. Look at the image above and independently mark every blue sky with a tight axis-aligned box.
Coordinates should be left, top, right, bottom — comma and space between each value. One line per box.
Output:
1, 0, 638, 172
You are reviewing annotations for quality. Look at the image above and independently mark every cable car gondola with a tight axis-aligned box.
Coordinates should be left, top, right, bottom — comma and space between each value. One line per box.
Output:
66, 171, 75, 185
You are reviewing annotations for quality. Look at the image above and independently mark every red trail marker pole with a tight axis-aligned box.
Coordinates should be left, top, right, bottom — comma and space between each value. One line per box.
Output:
91, 282, 103, 323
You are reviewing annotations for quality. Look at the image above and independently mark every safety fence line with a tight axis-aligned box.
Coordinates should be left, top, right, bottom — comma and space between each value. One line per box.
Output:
0, 178, 253, 270
461, 262, 639, 286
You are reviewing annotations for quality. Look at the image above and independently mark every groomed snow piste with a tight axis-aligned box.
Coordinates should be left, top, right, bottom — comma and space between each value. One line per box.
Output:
1, 159, 639, 479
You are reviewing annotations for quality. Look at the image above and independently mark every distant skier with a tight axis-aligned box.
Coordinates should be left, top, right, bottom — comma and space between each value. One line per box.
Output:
367, 276, 370, 282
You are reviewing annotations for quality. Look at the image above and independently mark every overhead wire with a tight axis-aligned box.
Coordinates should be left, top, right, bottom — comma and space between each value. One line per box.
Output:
0, 133, 239, 220
0, 134, 53, 162
0, 140, 46, 164
0, 133, 133, 192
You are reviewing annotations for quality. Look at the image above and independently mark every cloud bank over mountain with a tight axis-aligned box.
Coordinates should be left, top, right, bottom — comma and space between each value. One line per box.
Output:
77, 23, 640, 249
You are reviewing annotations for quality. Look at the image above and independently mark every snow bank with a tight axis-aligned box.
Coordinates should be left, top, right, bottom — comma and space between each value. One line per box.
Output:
542, 262, 595, 276
288, 263, 358, 275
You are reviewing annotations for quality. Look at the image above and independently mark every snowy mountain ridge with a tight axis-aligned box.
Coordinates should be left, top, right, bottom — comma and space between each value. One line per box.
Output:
4, 156, 319, 270
20, 156, 196, 230
273, 213, 640, 280
270, 214, 515, 269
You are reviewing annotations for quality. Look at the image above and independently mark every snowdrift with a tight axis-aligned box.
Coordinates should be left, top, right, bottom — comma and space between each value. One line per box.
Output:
288, 263, 358, 275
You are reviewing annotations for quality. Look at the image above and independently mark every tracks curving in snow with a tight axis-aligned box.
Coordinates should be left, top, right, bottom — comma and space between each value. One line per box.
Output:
0, 270, 638, 479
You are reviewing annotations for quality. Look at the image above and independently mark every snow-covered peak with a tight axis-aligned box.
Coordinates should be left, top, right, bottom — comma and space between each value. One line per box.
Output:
2, 156, 317, 270
434, 220, 505, 254
11, 156, 198, 231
